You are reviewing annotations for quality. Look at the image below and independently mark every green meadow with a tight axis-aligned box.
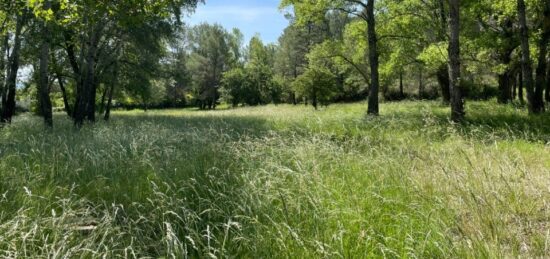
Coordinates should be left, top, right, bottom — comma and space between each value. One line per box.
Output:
1, 101, 549, 258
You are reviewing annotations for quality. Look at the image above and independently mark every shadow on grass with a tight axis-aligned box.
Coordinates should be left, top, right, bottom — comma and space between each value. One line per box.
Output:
359, 101, 550, 143
112, 112, 273, 139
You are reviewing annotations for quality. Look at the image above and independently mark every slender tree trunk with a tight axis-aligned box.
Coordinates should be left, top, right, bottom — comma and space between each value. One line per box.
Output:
104, 84, 115, 121
533, 1, 549, 113
419, 66, 424, 98
366, 0, 380, 115
38, 1, 53, 127
0, 34, 7, 113
399, 70, 404, 98
448, 0, 465, 122
436, 0, 451, 104
99, 85, 108, 114
518, 0, 536, 113
518, 71, 525, 103
512, 72, 517, 100
1, 15, 24, 124
56, 74, 72, 116
104, 66, 118, 121
546, 61, 550, 102
312, 92, 318, 110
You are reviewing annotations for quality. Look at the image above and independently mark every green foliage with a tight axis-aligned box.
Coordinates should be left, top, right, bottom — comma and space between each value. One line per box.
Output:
221, 36, 281, 106
292, 67, 338, 108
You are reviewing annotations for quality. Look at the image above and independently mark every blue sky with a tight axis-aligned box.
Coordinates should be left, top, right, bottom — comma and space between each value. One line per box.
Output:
186, 0, 289, 44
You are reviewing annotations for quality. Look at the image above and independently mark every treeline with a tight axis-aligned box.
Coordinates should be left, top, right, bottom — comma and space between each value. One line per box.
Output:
0, 0, 202, 127
278, 0, 550, 121
1, 0, 550, 128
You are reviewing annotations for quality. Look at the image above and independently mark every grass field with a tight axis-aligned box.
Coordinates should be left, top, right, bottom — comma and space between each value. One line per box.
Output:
0, 101, 549, 258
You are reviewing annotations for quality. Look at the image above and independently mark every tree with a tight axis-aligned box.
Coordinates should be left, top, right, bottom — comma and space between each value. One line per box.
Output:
292, 67, 338, 109
57, 0, 202, 126
187, 23, 233, 109
448, 0, 465, 122
281, 0, 381, 115
533, 0, 549, 112
222, 36, 280, 106
0, 3, 28, 124
37, 0, 53, 127
517, 0, 537, 114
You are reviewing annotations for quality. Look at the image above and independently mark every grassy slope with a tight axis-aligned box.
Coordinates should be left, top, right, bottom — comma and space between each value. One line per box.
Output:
0, 101, 548, 258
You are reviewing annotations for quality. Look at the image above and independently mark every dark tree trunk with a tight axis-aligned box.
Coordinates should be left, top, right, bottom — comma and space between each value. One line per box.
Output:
73, 30, 99, 127
399, 70, 404, 98
57, 74, 72, 116
448, 0, 465, 122
1, 15, 24, 124
436, 65, 450, 103
0, 34, 7, 112
366, 0, 380, 115
104, 84, 115, 121
99, 85, 108, 114
104, 65, 118, 121
419, 66, 424, 98
533, 1, 549, 113
518, 70, 525, 103
546, 62, 550, 102
312, 92, 318, 110
436, 0, 451, 104
518, 0, 536, 113
498, 71, 513, 103
38, 2, 53, 127
512, 72, 517, 99
51, 54, 72, 117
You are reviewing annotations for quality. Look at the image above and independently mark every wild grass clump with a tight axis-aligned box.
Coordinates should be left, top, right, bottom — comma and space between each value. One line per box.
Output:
0, 101, 548, 258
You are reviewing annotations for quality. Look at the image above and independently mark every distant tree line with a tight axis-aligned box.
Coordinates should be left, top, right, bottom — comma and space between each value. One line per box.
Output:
1, 0, 550, 128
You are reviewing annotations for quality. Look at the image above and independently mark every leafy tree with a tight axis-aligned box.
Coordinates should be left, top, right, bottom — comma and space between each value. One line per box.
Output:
187, 23, 233, 109
0, 1, 29, 123
292, 67, 337, 109
281, 0, 382, 115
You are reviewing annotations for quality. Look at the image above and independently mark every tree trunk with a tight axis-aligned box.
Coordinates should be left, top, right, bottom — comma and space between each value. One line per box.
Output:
498, 71, 513, 103
518, 0, 536, 113
99, 85, 108, 114
104, 65, 118, 121
104, 84, 115, 121
0, 34, 7, 113
533, 1, 549, 113
1, 15, 24, 124
56, 74, 72, 116
518, 70, 525, 103
419, 66, 424, 98
546, 61, 550, 102
436, 65, 450, 103
399, 70, 404, 98
366, 0, 380, 115
73, 29, 99, 127
448, 0, 465, 122
38, 2, 53, 127
512, 72, 517, 100
312, 92, 318, 110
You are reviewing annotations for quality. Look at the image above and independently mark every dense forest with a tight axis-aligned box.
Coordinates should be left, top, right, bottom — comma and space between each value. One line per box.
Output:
0, 0, 549, 127
0, 0, 549, 258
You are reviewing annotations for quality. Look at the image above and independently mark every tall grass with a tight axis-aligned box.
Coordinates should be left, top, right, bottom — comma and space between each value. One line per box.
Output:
0, 101, 548, 258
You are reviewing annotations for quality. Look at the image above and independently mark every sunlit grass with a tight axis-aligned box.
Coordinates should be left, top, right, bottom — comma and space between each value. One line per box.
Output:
0, 101, 548, 258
